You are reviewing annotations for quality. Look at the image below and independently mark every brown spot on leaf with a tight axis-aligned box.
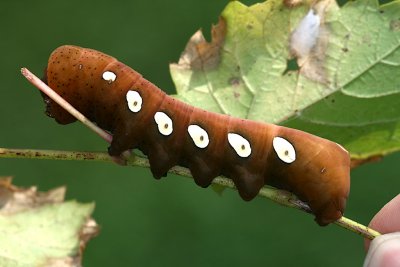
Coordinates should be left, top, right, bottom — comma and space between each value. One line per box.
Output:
172, 17, 227, 70
0, 177, 67, 214
229, 77, 241, 87
0, 177, 13, 208
390, 19, 400, 32
283, 0, 304, 8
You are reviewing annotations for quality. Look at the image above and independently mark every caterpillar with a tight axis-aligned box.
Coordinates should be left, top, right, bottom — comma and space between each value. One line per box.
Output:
42, 45, 350, 226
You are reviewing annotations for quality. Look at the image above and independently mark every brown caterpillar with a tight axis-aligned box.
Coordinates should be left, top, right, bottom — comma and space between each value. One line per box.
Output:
42, 45, 350, 226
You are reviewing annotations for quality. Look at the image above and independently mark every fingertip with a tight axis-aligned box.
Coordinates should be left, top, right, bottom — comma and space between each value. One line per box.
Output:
364, 233, 400, 267
370, 194, 400, 234
365, 194, 400, 251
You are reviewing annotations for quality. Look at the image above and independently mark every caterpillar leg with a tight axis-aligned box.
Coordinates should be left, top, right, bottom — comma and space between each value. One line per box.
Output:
230, 166, 264, 201
310, 196, 346, 226
188, 157, 220, 188
147, 142, 179, 179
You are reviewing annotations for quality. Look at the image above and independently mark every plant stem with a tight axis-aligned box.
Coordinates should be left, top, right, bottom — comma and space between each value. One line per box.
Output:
0, 146, 380, 240
0, 148, 111, 162
19, 67, 381, 240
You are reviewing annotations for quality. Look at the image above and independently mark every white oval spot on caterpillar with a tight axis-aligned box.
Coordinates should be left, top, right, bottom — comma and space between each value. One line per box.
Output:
290, 9, 320, 58
102, 71, 117, 83
126, 90, 142, 113
273, 137, 296, 164
227, 133, 251, 158
154, 112, 173, 136
188, 125, 209, 148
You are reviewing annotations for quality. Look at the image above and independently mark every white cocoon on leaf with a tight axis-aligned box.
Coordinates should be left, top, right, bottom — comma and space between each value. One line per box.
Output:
290, 9, 321, 58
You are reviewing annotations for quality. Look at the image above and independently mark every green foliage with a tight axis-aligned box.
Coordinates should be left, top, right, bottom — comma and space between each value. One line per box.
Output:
171, 0, 400, 159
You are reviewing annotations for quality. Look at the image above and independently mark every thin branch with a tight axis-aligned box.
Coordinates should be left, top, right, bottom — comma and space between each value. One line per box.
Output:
0, 148, 111, 162
21, 68, 112, 144
0, 147, 381, 240
19, 67, 381, 240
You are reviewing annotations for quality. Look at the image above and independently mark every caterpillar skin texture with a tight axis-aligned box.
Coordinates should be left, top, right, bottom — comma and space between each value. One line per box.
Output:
42, 45, 351, 226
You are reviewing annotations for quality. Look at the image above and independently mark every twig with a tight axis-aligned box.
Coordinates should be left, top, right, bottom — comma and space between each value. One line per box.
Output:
21, 68, 112, 144
0, 148, 111, 162
18, 67, 381, 240
0, 147, 381, 240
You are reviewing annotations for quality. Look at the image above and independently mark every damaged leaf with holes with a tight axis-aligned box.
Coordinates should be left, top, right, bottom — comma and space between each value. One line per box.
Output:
170, 0, 400, 161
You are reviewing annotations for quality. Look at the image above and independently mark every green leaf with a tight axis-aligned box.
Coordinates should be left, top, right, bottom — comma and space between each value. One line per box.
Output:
0, 178, 97, 267
170, 0, 400, 160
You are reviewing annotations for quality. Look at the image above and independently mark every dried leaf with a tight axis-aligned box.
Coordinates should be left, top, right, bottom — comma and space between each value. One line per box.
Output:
174, 18, 227, 71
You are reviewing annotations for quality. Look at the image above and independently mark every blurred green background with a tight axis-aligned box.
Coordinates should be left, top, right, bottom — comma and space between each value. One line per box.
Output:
1, 0, 399, 266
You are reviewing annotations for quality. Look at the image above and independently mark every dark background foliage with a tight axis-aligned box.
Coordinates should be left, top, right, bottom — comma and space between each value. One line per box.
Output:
0, 0, 399, 266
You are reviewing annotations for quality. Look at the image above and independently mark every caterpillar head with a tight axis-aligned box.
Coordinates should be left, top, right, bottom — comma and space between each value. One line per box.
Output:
42, 45, 128, 128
